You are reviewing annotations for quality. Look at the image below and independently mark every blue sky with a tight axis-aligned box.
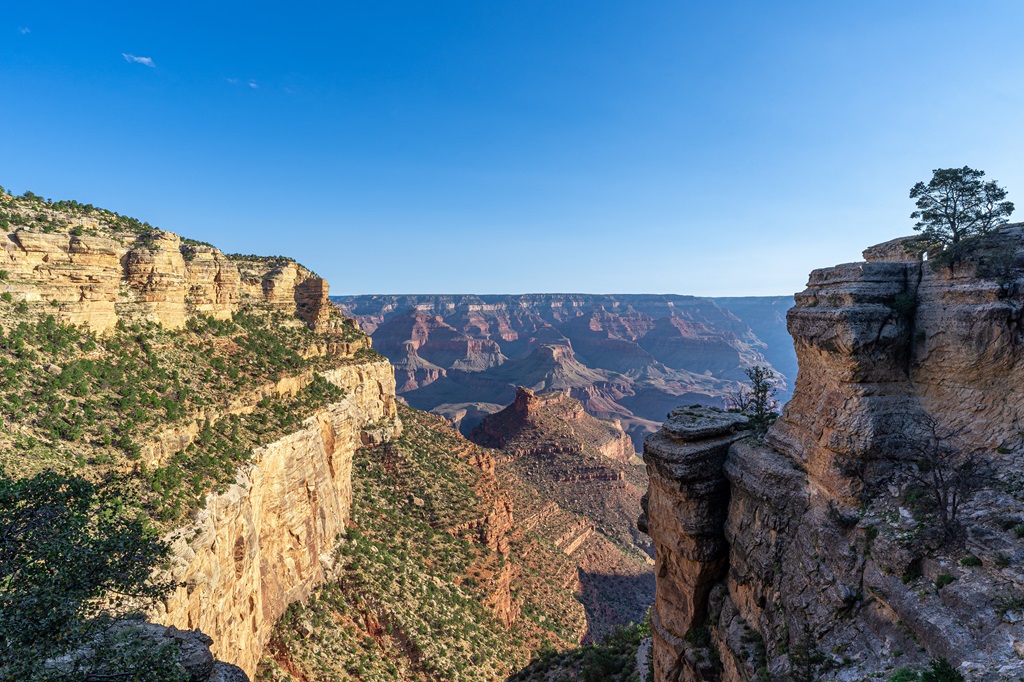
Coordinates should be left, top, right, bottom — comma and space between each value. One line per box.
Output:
2, 2, 1023, 296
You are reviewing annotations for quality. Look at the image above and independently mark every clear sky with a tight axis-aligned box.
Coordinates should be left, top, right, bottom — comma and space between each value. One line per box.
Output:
2, 2, 1022, 296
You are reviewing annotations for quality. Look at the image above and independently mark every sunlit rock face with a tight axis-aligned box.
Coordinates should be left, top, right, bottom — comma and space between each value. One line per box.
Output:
1, 228, 332, 331
153, 360, 399, 679
642, 227, 1024, 681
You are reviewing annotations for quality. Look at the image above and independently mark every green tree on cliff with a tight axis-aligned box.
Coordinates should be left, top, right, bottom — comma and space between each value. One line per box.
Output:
726, 366, 779, 436
910, 167, 1014, 247
0, 469, 186, 681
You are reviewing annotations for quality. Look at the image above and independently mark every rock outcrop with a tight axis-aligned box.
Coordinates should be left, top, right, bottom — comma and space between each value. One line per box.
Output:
638, 407, 749, 680
1, 231, 123, 329
1, 226, 332, 332
184, 244, 242, 320
123, 230, 190, 328
137, 624, 250, 682
642, 227, 1024, 681
154, 360, 399, 678
472, 386, 635, 463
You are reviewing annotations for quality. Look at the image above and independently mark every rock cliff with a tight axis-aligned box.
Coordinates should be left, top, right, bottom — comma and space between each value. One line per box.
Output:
154, 360, 398, 678
0, 190, 399, 680
642, 228, 1024, 681
0, 193, 333, 332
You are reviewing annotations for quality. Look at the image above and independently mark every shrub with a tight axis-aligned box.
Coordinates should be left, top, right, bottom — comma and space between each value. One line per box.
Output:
921, 658, 964, 682
0, 469, 186, 681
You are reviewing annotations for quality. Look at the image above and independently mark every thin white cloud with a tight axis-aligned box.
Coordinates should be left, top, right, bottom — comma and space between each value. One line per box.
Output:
225, 77, 239, 84
247, 80, 259, 89
122, 53, 155, 67
18, 27, 30, 35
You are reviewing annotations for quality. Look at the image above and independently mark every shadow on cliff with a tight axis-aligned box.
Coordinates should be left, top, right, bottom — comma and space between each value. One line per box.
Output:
577, 568, 655, 644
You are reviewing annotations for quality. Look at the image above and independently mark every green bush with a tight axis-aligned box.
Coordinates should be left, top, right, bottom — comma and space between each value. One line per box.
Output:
921, 658, 964, 682
0, 469, 186, 681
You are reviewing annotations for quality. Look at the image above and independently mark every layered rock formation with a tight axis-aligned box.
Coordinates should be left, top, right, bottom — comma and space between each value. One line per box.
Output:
0, 198, 333, 331
642, 228, 1024, 680
471, 387, 655, 640
0, 191, 401, 680
472, 387, 635, 463
1, 230, 124, 329
184, 244, 243, 320
637, 407, 750, 680
154, 360, 399, 678
334, 294, 796, 450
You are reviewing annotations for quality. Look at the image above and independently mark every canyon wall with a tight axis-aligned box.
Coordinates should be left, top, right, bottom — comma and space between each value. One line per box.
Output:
643, 229, 1024, 681
334, 294, 796, 452
0, 228, 333, 331
154, 359, 399, 678
0, 193, 400, 680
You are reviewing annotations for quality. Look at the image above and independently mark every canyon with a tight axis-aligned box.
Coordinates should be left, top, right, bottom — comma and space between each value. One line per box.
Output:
0, 190, 667, 681
641, 228, 1024, 680
20, 182, 1024, 681
333, 294, 796, 451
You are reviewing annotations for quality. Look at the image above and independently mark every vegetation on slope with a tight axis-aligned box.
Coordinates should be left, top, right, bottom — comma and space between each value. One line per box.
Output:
0, 298, 369, 522
0, 184, 391, 678
257, 406, 606, 681
0, 469, 186, 682
509, 618, 651, 682
0, 184, 377, 526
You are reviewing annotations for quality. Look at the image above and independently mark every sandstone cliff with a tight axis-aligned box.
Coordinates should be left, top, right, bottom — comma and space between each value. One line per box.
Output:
154, 360, 398, 678
0, 193, 333, 332
0, 190, 399, 680
642, 228, 1024, 681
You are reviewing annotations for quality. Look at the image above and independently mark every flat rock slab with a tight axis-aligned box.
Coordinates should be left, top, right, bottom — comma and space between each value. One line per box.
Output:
662, 406, 748, 442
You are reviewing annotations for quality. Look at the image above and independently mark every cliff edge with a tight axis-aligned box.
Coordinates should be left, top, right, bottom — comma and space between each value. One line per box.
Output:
642, 228, 1024, 681
0, 190, 400, 680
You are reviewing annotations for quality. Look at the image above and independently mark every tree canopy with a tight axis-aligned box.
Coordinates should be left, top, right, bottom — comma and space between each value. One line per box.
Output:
726, 366, 780, 436
0, 469, 186, 681
910, 166, 1014, 247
